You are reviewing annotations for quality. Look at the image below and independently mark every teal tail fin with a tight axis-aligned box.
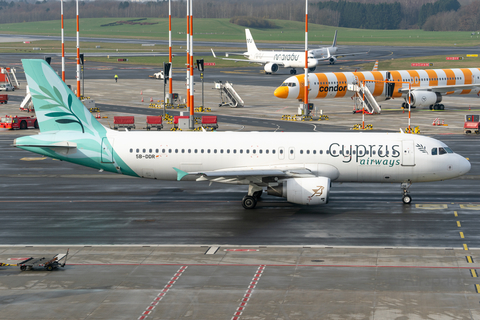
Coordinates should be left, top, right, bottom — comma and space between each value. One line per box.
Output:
22, 59, 105, 135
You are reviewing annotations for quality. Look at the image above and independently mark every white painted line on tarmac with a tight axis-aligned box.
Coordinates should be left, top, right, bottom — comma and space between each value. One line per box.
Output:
205, 246, 219, 255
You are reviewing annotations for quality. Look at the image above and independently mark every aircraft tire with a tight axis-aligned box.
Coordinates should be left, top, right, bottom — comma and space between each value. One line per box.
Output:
402, 194, 412, 205
242, 195, 257, 209
20, 266, 26, 271
46, 265, 53, 271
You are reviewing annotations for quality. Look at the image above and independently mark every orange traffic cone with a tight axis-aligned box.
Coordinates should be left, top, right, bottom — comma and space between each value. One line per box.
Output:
150, 97, 153, 102
141, 97, 144, 102
140, 90, 143, 95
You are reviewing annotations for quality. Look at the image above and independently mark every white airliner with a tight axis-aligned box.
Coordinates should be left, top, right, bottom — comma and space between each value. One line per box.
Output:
15, 60, 471, 209
211, 29, 365, 75
274, 67, 480, 110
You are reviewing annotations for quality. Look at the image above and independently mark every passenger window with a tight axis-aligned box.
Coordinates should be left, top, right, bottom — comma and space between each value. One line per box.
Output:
214, 149, 217, 153
130, 148, 133, 153
372, 151, 376, 155
272, 150, 276, 154
431, 148, 437, 155
149, 149, 152, 153
300, 150, 303, 154
194, 149, 197, 153
246, 150, 250, 154
227, 149, 230, 154
168, 149, 172, 153
136, 148, 139, 153
143, 149, 146, 153
439, 147, 447, 155
240, 149, 243, 154
188, 149, 191, 153
207, 149, 211, 153
259, 150, 262, 154
201, 149, 204, 153
155, 149, 159, 153
332, 150, 336, 155
266, 150, 269, 154
162, 149, 165, 153
233, 150, 237, 154
313, 150, 316, 154
181, 149, 185, 153
253, 150, 256, 154
220, 149, 223, 153
320, 150, 323, 154
279, 149, 283, 154
306, 150, 310, 154
175, 149, 178, 153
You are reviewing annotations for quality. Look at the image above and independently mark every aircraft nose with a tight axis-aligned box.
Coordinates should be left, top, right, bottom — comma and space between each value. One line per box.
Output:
274, 86, 289, 99
460, 156, 471, 175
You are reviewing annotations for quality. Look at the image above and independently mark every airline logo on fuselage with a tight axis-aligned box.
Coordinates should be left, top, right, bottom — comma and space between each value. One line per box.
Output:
274, 53, 299, 62
319, 85, 348, 93
328, 143, 402, 167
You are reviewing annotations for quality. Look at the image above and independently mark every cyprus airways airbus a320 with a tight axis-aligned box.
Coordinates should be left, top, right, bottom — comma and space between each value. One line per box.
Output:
274, 67, 480, 110
15, 60, 470, 209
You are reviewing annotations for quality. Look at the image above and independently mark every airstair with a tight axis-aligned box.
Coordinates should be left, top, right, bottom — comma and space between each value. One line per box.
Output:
1, 67, 20, 88
215, 81, 244, 108
20, 85, 33, 112
348, 83, 382, 114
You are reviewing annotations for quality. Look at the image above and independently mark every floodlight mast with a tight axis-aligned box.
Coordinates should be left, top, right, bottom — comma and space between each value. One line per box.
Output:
61, 0, 65, 82
76, 0, 80, 97
303, 0, 309, 115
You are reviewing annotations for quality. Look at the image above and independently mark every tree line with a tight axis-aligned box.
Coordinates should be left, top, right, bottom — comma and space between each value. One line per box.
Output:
0, 0, 478, 31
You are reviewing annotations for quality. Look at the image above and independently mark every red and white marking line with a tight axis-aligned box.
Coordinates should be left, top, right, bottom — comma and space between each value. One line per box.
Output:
231, 265, 266, 320
138, 265, 188, 320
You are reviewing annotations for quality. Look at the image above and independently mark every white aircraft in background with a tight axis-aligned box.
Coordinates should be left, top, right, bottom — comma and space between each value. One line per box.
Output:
15, 60, 471, 209
308, 30, 368, 65
211, 29, 367, 75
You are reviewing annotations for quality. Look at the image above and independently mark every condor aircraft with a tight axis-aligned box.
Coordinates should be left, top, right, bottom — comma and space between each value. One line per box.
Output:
274, 68, 480, 110
15, 60, 471, 209
211, 29, 364, 75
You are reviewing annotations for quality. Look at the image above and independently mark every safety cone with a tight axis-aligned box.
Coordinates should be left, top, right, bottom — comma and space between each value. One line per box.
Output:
150, 97, 153, 102
141, 97, 144, 102
140, 90, 143, 95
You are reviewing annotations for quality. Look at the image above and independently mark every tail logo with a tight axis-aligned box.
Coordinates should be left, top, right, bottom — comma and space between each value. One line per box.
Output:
35, 87, 85, 133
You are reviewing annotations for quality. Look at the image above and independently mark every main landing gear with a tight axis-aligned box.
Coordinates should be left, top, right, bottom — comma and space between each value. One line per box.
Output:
429, 104, 445, 110
290, 69, 297, 75
401, 181, 412, 204
242, 185, 263, 209
401, 102, 416, 109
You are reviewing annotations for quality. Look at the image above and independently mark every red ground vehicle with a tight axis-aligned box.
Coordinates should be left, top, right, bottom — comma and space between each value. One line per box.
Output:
0, 115, 38, 130
0, 94, 8, 104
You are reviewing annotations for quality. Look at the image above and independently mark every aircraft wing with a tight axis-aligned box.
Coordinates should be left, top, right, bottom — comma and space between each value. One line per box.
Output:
334, 51, 370, 58
174, 166, 315, 183
398, 84, 480, 93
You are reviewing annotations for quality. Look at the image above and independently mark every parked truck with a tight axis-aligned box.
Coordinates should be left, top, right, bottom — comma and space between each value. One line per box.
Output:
0, 115, 38, 130
464, 115, 479, 134
0, 94, 8, 104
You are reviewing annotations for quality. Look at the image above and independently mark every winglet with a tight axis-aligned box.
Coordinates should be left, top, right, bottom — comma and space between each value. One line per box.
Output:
210, 49, 217, 58
173, 167, 189, 181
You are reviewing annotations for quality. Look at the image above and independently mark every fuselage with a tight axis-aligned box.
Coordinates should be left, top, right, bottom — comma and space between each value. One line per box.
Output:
274, 68, 480, 101
40, 130, 468, 185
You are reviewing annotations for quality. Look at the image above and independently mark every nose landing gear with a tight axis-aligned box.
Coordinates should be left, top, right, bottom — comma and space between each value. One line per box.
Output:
401, 181, 412, 204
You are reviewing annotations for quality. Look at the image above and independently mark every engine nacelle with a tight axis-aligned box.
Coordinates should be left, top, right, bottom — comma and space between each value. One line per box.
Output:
267, 177, 331, 205
409, 91, 442, 107
329, 56, 337, 64
264, 62, 279, 74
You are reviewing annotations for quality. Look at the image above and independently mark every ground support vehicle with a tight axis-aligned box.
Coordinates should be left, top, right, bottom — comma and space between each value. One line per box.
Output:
149, 71, 164, 80
0, 94, 7, 104
146, 116, 163, 130
0, 115, 38, 130
0, 83, 14, 91
114, 116, 135, 130
201, 115, 218, 130
464, 115, 480, 134
17, 251, 68, 271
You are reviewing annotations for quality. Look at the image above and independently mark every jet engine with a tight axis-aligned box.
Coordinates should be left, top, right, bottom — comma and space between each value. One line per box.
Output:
409, 91, 442, 107
264, 62, 279, 74
266, 177, 331, 205
329, 56, 337, 64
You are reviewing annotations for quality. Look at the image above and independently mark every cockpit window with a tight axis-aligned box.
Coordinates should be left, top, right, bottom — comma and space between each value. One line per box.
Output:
281, 82, 296, 87
431, 148, 437, 155
444, 147, 453, 153
439, 147, 447, 155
